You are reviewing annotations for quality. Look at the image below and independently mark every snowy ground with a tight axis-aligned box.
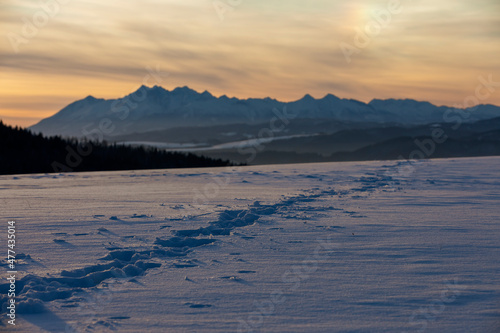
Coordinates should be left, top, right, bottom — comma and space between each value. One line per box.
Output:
1, 157, 500, 332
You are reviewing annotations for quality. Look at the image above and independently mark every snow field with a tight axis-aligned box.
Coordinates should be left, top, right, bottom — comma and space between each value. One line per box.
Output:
1, 157, 499, 332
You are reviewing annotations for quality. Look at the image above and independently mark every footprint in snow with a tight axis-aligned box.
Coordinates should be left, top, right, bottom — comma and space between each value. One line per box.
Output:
185, 303, 212, 309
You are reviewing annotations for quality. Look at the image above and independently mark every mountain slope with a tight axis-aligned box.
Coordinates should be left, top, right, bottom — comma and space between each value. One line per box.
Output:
183, 117, 500, 164
0, 121, 233, 175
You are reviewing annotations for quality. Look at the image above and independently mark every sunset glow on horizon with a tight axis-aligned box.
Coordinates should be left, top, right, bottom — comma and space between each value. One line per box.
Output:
1, 0, 499, 128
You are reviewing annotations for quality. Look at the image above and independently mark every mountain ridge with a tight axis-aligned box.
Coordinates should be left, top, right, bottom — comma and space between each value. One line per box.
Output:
29, 85, 500, 138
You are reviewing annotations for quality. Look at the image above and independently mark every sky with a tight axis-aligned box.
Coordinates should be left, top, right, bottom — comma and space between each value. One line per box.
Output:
1, 0, 499, 128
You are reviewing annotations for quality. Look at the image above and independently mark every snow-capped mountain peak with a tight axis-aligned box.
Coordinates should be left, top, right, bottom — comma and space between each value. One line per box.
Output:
28, 86, 500, 138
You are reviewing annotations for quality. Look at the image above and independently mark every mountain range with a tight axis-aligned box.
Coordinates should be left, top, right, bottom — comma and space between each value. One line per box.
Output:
29, 85, 500, 138
27, 86, 500, 165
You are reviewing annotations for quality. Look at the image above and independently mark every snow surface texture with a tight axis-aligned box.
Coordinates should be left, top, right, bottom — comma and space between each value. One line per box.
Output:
1, 157, 500, 332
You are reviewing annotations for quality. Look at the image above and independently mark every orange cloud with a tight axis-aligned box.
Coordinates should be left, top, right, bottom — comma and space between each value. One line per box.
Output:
1, 0, 499, 128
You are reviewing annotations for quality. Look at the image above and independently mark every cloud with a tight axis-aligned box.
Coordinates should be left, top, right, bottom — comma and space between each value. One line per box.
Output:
1, 0, 499, 125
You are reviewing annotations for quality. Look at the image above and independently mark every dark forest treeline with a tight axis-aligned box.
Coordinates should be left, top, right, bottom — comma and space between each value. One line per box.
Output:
0, 121, 234, 175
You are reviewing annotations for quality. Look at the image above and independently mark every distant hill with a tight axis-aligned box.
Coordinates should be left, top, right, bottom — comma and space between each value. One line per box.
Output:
29, 85, 500, 138
24, 86, 500, 167
0, 121, 233, 175
257, 116, 500, 156
187, 118, 500, 165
